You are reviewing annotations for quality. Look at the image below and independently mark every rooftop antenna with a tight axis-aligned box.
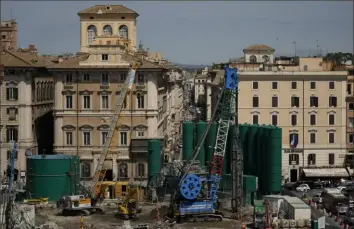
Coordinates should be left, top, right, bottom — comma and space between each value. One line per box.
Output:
316, 40, 319, 57
10, 8, 13, 20
292, 41, 297, 57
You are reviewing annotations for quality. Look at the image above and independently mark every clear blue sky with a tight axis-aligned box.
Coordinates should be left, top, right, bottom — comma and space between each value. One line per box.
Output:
1, 1, 353, 65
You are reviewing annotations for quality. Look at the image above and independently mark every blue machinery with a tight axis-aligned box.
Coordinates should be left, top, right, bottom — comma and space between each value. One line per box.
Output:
168, 67, 241, 222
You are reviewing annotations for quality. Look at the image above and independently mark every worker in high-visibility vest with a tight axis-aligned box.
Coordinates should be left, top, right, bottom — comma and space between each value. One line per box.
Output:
80, 216, 84, 229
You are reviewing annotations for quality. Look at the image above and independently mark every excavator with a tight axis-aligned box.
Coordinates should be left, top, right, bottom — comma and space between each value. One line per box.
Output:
116, 189, 141, 220
57, 51, 143, 216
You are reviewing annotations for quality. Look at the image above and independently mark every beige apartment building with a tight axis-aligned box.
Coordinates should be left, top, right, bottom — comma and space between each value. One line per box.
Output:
0, 49, 54, 178
0, 20, 17, 51
48, 5, 183, 185
206, 45, 348, 182
345, 66, 354, 173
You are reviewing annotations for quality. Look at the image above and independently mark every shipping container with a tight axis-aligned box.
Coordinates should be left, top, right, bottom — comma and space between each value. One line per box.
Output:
287, 203, 311, 220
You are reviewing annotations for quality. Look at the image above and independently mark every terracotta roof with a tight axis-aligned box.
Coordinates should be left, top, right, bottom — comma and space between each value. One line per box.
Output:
0, 49, 55, 67
243, 44, 274, 51
47, 52, 166, 70
78, 5, 139, 16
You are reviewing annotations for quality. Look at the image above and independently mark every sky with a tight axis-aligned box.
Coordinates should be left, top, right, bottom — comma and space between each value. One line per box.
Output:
1, 1, 353, 65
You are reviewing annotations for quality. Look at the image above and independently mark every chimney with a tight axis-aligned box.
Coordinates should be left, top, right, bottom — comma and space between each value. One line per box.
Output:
28, 44, 37, 53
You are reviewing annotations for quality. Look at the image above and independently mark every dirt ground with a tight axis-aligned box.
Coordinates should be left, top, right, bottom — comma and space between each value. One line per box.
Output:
34, 202, 244, 229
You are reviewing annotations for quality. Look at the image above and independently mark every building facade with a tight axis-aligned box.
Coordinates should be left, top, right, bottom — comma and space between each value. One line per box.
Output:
49, 5, 182, 186
0, 49, 54, 177
345, 66, 354, 173
207, 47, 348, 182
0, 20, 17, 51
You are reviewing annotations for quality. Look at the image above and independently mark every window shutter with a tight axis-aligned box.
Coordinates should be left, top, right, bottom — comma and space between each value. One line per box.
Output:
14, 88, 18, 100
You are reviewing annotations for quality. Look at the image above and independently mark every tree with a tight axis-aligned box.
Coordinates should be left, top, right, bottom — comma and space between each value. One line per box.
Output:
323, 52, 353, 66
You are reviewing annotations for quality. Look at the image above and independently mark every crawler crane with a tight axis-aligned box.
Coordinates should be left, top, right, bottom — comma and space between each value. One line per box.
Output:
57, 53, 142, 216
167, 66, 240, 222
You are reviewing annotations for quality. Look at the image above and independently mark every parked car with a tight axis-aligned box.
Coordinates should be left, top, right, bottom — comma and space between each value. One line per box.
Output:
337, 186, 347, 193
296, 184, 311, 192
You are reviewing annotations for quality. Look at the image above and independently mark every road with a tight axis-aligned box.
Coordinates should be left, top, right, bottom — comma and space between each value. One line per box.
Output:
290, 189, 341, 229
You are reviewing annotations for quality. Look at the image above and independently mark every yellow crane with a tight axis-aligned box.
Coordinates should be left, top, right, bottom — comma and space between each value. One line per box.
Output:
57, 52, 142, 216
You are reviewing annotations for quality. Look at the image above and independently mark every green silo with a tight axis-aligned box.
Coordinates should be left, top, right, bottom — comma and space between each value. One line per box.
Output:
148, 139, 162, 184
26, 155, 80, 201
267, 127, 282, 193
196, 121, 207, 167
205, 122, 217, 165
255, 126, 264, 189
260, 125, 272, 194
183, 121, 194, 161
239, 124, 249, 174
247, 125, 258, 176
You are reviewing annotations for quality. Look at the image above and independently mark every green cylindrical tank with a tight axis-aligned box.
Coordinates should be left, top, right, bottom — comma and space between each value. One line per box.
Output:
239, 124, 249, 174
205, 122, 217, 165
260, 125, 272, 194
183, 121, 194, 161
247, 125, 258, 176
196, 122, 207, 167
266, 127, 282, 193
148, 139, 162, 183
255, 126, 264, 191
26, 155, 80, 201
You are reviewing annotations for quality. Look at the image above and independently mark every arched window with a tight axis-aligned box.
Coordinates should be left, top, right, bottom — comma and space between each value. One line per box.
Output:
136, 163, 145, 177
87, 25, 97, 45
103, 25, 112, 36
119, 25, 128, 39
262, 55, 270, 63
118, 163, 128, 178
249, 55, 257, 63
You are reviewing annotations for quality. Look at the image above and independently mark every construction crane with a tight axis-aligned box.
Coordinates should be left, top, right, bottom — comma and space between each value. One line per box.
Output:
57, 52, 142, 216
167, 66, 240, 222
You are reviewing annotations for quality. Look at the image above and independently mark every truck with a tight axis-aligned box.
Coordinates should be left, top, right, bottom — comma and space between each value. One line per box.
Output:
321, 191, 348, 214
254, 200, 266, 229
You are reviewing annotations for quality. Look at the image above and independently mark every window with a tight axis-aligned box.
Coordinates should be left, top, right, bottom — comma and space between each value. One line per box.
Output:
137, 163, 145, 177
310, 96, 318, 107
7, 150, 18, 160
249, 55, 257, 63
291, 82, 297, 89
252, 82, 258, 90
252, 96, 259, 107
87, 25, 96, 45
310, 82, 316, 89
101, 54, 108, 61
118, 163, 128, 178
310, 133, 316, 144
6, 127, 18, 142
310, 114, 316, 125
308, 154, 316, 165
137, 131, 144, 137
272, 82, 278, 90
120, 132, 127, 146
101, 95, 109, 109
6, 87, 18, 100
272, 96, 278, 107
329, 153, 335, 165
120, 73, 127, 82
119, 25, 129, 38
66, 95, 73, 109
329, 81, 335, 90
103, 25, 112, 36
350, 103, 354, 111
289, 154, 299, 165
348, 84, 352, 95
289, 133, 299, 146
329, 132, 335, 144
83, 132, 91, 146
66, 132, 73, 145
80, 161, 91, 178
329, 96, 337, 107
272, 115, 278, 126
83, 96, 91, 109
101, 132, 108, 145
137, 74, 144, 85
137, 94, 144, 109
101, 73, 109, 85
291, 114, 297, 126
66, 73, 73, 84
291, 96, 300, 107
349, 117, 354, 128
252, 115, 258, 124
329, 114, 335, 125
350, 134, 354, 144
83, 74, 90, 81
